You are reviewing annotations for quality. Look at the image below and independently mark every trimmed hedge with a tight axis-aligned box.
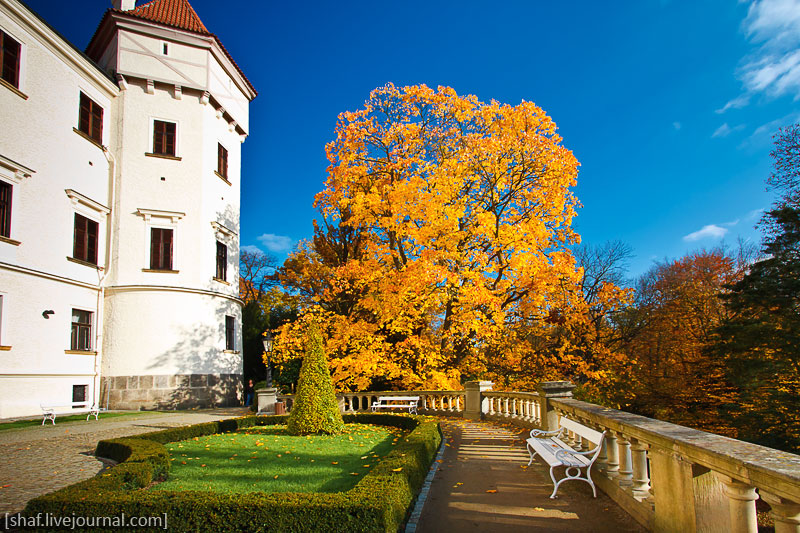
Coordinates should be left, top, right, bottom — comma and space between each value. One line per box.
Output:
24, 413, 441, 532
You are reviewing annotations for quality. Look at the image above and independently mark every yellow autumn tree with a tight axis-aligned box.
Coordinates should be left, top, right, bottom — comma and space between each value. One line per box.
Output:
277, 83, 584, 390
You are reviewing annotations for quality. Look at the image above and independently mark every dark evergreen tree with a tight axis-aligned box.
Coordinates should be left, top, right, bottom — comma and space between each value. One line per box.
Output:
713, 126, 800, 453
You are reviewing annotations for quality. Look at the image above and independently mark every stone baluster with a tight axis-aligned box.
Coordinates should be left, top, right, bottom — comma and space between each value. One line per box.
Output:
447, 395, 453, 411
604, 432, 620, 478
630, 438, 651, 501
760, 492, 800, 533
715, 474, 759, 533
595, 431, 609, 474
511, 398, 518, 418
503, 397, 510, 417
617, 434, 633, 488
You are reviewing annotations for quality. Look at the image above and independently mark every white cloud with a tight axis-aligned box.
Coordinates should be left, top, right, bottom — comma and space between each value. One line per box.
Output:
726, 0, 800, 107
256, 233, 294, 252
672, 121, 682, 130
712, 123, 745, 138
713, 123, 733, 138
716, 94, 750, 113
683, 224, 729, 242
240, 244, 262, 254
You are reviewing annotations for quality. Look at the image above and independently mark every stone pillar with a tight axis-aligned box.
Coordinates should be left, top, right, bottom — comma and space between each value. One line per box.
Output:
464, 381, 493, 420
715, 474, 759, 533
760, 492, 800, 533
630, 439, 651, 500
617, 435, 633, 488
534, 381, 576, 431
256, 387, 278, 415
650, 449, 698, 532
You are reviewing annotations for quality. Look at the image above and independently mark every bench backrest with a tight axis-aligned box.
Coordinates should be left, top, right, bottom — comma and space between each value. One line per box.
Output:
378, 396, 419, 401
560, 417, 603, 445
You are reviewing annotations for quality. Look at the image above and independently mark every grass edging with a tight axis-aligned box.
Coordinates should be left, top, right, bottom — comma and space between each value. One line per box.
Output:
24, 413, 442, 532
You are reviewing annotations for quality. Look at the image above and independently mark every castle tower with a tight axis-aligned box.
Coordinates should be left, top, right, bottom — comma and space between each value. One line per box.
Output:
86, 0, 257, 409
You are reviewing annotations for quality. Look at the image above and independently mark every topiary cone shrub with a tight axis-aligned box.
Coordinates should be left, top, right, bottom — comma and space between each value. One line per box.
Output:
286, 321, 344, 435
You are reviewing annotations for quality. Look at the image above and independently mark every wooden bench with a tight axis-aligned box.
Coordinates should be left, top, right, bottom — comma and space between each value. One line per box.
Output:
40, 402, 100, 425
526, 417, 606, 499
370, 396, 419, 415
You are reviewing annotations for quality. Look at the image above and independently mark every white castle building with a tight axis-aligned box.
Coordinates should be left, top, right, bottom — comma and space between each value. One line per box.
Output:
0, 0, 256, 418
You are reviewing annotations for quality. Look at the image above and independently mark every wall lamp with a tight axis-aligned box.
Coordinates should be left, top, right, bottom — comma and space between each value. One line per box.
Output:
42, 310, 55, 319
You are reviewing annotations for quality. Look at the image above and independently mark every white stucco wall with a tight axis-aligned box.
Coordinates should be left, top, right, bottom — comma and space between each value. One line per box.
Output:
102, 288, 241, 377
0, 0, 251, 417
0, 0, 117, 419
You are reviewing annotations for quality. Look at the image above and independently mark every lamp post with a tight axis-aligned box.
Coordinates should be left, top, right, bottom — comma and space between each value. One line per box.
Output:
262, 331, 273, 388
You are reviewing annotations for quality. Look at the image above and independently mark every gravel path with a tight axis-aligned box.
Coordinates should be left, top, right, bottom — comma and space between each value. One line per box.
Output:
0, 409, 247, 515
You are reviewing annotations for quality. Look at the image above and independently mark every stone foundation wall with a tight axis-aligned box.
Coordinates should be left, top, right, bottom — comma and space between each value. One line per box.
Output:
101, 374, 242, 410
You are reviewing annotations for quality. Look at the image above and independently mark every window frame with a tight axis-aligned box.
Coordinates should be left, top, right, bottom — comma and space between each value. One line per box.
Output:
72, 384, 88, 405
78, 92, 104, 145
70, 309, 93, 352
137, 208, 184, 273
215, 240, 227, 281
0, 180, 11, 239
152, 119, 177, 157
72, 213, 99, 265
217, 143, 228, 180
0, 28, 21, 89
225, 315, 235, 351
150, 227, 174, 271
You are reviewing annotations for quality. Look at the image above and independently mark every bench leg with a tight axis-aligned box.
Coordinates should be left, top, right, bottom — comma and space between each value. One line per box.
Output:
549, 466, 597, 499
526, 442, 539, 466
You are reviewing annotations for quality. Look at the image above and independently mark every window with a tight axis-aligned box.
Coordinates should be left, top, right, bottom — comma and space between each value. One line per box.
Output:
1, 29, 20, 88
73, 214, 98, 265
72, 384, 87, 405
153, 120, 176, 156
162, 42, 168, 55
78, 92, 103, 144
0, 181, 10, 238
70, 309, 92, 351
225, 315, 235, 351
217, 143, 228, 179
150, 227, 173, 270
215, 241, 227, 281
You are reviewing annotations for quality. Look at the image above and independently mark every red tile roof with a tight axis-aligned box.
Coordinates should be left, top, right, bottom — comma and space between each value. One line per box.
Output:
124, 0, 210, 36
94, 0, 256, 96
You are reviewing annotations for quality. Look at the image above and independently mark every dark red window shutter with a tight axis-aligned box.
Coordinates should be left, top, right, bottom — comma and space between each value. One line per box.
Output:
0, 181, 11, 238
78, 92, 103, 143
150, 228, 173, 270
1, 30, 21, 88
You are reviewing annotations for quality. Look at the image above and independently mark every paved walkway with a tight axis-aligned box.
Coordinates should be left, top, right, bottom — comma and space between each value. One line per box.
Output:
0, 409, 248, 516
416, 418, 646, 532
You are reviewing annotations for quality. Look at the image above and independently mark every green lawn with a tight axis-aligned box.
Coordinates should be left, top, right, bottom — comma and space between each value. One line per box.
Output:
0, 411, 168, 431
153, 424, 405, 494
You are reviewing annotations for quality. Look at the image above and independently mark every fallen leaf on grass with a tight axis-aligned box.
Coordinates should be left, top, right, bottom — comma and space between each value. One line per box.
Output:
0, 484, 11, 488
486, 489, 497, 493
392, 468, 402, 472
274, 475, 279, 479
533, 507, 545, 511
331, 461, 338, 465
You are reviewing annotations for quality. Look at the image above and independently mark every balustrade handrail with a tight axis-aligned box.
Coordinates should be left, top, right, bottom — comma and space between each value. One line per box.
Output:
551, 397, 800, 502
277, 390, 465, 398
483, 391, 539, 399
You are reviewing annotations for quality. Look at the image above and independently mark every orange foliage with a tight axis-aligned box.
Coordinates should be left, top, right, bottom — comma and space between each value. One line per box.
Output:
276, 84, 596, 391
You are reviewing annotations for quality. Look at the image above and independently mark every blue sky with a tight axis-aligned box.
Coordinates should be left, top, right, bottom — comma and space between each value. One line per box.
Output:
26, 0, 800, 279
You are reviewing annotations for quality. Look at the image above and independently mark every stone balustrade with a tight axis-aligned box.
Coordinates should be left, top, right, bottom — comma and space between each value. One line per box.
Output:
272, 380, 800, 532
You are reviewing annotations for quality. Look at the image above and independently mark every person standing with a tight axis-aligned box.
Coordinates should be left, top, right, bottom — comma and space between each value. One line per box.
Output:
244, 379, 255, 407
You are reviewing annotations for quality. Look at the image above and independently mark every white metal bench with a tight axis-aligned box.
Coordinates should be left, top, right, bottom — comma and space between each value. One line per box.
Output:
526, 417, 606, 499
40, 402, 100, 425
370, 396, 419, 414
